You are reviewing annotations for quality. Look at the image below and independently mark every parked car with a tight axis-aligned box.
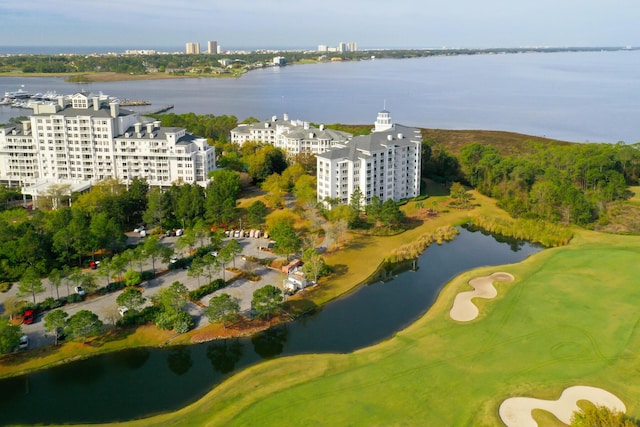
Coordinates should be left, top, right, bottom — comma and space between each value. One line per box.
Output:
170, 256, 179, 264
118, 307, 129, 317
18, 335, 29, 350
134, 225, 145, 233
175, 229, 184, 237
165, 229, 175, 237
89, 260, 100, 270
74, 286, 86, 296
22, 309, 35, 325
210, 251, 219, 257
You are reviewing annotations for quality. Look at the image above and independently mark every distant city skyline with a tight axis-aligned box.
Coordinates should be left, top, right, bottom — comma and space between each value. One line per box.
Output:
1, 1, 638, 49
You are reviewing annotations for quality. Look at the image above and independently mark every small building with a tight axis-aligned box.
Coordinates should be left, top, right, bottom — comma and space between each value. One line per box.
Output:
282, 259, 303, 274
283, 275, 308, 295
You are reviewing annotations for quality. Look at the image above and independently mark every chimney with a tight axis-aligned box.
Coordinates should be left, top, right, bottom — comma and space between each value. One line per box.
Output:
146, 123, 154, 133
134, 123, 142, 133
93, 96, 100, 111
283, 113, 289, 121
110, 102, 120, 118
303, 121, 310, 130
319, 124, 325, 131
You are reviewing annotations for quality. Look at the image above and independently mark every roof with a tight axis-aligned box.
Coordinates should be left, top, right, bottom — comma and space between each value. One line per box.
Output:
317, 124, 421, 162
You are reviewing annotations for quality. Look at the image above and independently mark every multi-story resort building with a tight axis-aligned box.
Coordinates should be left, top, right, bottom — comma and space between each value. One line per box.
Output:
185, 42, 200, 54
230, 114, 352, 156
316, 110, 421, 207
0, 93, 216, 202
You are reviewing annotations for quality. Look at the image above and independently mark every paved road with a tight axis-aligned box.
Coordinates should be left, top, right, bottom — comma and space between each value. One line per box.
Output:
0, 232, 286, 350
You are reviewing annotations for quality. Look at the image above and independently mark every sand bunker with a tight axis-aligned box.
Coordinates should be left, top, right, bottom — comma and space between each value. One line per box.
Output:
499, 385, 626, 427
449, 272, 514, 322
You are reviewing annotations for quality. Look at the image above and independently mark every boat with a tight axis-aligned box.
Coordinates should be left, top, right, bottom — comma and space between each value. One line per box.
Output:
3, 87, 32, 100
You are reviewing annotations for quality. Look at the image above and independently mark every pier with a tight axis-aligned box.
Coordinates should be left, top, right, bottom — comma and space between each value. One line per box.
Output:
141, 104, 174, 115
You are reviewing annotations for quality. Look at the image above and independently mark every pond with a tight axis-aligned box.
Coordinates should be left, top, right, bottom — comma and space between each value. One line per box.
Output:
0, 227, 542, 424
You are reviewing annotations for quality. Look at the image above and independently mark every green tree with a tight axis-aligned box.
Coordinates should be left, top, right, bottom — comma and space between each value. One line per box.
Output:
301, 248, 327, 283
124, 269, 142, 287
571, 404, 638, 426
116, 288, 146, 312
143, 235, 167, 277
205, 293, 241, 328
3, 297, 24, 321
18, 267, 43, 304
187, 257, 205, 287
90, 211, 126, 254
222, 238, 242, 268
205, 170, 241, 225
269, 221, 301, 259
64, 310, 103, 344
246, 200, 268, 227
44, 309, 68, 345
110, 253, 127, 283
251, 285, 283, 320
292, 174, 317, 205
262, 173, 286, 208
155, 281, 189, 313
0, 316, 21, 354
48, 267, 62, 299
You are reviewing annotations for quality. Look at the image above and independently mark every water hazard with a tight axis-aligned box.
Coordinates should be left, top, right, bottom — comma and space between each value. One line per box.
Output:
0, 227, 542, 424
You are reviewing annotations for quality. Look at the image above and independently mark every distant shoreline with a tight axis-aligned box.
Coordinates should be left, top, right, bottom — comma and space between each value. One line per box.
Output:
0, 46, 634, 83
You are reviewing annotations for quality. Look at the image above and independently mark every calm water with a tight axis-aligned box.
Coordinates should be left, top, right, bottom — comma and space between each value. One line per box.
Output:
1, 50, 639, 143
0, 228, 541, 425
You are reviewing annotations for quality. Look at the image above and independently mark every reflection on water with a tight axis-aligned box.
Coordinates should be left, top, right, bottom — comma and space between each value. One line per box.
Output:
0, 228, 542, 424
167, 346, 193, 376
206, 339, 244, 374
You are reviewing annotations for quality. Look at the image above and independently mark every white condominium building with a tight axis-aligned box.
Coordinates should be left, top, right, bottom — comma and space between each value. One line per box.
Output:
230, 114, 352, 156
316, 110, 421, 207
0, 93, 216, 191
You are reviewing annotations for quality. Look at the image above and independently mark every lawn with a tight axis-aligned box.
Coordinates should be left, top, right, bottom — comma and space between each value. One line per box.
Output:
83, 229, 640, 426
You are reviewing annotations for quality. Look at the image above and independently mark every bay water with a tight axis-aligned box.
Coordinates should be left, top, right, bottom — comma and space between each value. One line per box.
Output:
1, 50, 639, 143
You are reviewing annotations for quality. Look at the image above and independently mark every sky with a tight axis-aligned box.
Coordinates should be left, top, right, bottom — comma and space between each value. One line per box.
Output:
0, 0, 638, 51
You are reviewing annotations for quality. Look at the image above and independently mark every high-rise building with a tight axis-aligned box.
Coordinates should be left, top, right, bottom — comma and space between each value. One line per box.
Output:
185, 42, 200, 54
207, 41, 218, 55
316, 110, 422, 208
0, 93, 216, 195
347, 42, 358, 52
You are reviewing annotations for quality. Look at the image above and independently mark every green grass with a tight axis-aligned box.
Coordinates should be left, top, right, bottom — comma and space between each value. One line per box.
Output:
80, 230, 640, 426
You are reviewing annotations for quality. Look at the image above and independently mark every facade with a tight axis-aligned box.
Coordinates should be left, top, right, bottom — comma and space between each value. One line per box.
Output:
316, 110, 421, 207
207, 41, 218, 54
0, 93, 216, 192
230, 114, 352, 156
185, 42, 200, 54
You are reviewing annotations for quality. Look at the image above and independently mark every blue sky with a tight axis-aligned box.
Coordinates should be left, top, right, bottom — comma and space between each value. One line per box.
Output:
0, 0, 638, 50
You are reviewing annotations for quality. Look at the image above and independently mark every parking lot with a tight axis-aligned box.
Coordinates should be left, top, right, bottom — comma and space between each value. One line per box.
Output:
0, 231, 287, 350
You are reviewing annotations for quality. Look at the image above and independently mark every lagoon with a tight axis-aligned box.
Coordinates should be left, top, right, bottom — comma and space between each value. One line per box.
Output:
1, 50, 640, 143
0, 227, 541, 425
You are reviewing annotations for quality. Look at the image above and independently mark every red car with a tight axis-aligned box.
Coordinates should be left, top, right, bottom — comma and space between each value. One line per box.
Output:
22, 309, 35, 325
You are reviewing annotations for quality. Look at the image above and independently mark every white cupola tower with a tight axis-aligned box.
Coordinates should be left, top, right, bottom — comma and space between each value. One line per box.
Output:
374, 110, 393, 132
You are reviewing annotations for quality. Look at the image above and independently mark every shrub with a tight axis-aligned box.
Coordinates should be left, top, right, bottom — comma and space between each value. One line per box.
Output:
188, 278, 226, 301
116, 306, 161, 327
106, 280, 126, 292
66, 293, 84, 303
141, 270, 155, 281
0, 282, 12, 293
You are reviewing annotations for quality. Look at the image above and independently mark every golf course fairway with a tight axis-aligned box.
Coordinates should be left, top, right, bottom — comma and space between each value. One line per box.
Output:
88, 230, 640, 426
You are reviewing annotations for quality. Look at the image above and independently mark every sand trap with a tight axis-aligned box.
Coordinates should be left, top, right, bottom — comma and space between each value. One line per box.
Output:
449, 272, 514, 322
499, 385, 626, 426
